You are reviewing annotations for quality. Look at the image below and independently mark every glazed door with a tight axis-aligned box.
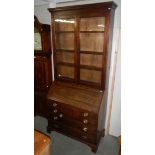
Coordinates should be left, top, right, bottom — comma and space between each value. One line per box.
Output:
53, 16, 106, 89
79, 17, 105, 88
54, 18, 76, 81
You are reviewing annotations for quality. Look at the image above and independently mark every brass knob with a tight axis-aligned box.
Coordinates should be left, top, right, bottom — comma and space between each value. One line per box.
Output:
83, 119, 88, 124
59, 114, 63, 118
53, 109, 58, 113
53, 103, 57, 107
83, 127, 88, 132
53, 116, 58, 120
83, 113, 88, 117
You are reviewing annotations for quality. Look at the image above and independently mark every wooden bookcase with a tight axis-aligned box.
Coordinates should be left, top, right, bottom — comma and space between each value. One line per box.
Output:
47, 2, 117, 153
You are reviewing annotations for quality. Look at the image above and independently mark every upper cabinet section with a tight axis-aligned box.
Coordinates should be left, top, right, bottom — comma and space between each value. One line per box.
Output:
34, 16, 51, 55
48, 2, 117, 90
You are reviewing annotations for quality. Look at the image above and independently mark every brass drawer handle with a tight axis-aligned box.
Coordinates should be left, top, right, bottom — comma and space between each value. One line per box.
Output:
59, 114, 63, 118
83, 127, 88, 132
53, 109, 58, 113
83, 119, 88, 124
53, 103, 57, 107
83, 113, 88, 117
53, 116, 58, 120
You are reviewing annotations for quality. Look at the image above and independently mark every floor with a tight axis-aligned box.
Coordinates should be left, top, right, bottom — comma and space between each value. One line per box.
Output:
34, 116, 119, 155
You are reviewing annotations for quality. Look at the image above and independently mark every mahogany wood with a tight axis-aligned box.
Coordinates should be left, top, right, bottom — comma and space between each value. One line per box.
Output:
47, 1, 117, 153
34, 16, 52, 118
34, 130, 51, 155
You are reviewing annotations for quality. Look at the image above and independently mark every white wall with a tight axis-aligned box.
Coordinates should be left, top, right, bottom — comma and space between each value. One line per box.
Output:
34, 4, 51, 24
34, 0, 121, 137
104, 0, 121, 137
109, 32, 121, 136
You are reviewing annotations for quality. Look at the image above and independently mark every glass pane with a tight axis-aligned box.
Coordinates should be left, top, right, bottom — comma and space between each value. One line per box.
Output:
55, 18, 75, 31
56, 52, 74, 64
80, 54, 102, 68
56, 33, 74, 50
34, 32, 42, 50
57, 66, 74, 79
80, 17, 105, 31
80, 69, 101, 83
80, 33, 103, 52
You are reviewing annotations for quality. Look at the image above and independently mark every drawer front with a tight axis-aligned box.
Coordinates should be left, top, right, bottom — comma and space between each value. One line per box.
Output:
47, 99, 98, 125
48, 116, 97, 134
48, 120, 97, 144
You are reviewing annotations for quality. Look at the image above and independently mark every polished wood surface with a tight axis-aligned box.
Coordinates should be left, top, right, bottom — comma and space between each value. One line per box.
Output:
34, 130, 51, 155
118, 136, 121, 155
47, 2, 117, 152
47, 81, 103, 113
34, 16, 52, 118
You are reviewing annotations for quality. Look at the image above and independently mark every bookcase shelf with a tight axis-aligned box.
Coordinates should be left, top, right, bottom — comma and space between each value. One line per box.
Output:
80, 31, 104, 33
79, 50, 103, 55
80, 65, 102, 71
57, 62, 75, 67
56, 31, 75, 33
56, 49, 74, 53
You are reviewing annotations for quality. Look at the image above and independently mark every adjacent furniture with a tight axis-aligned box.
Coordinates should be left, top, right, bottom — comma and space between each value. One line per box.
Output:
34, 130, 51, 155
47, 2, 117, 153
34, 16, 52, 117
118, 135, 121, 155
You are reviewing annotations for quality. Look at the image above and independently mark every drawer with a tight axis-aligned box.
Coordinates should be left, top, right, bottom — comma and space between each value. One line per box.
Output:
48, 116, 97, 134
47, 99, 98, 125
48, 121, 97, 144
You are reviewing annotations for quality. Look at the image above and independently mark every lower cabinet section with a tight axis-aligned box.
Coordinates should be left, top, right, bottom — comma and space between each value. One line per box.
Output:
46, 81, 105, 153
46, 99, 104, 152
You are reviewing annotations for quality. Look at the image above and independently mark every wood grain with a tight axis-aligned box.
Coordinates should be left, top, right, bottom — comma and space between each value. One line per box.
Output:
34, 130, 51, 155
47, 81, 103, 113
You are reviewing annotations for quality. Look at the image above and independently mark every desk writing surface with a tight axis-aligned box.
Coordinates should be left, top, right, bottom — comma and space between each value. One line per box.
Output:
47, 81, 103, 113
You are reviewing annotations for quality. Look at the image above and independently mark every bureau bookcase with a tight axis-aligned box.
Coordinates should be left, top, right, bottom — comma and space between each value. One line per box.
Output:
47, 2, 117, 152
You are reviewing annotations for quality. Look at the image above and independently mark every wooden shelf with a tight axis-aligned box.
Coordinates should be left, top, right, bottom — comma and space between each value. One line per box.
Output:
80, 65, 102, 71
56, 76, 75, 82
80, 51, 103, 55
80, 31, 104, 33
57, 62, 75, 67
56, 49, 74, 53
79, 80, 101, 89
56, 31, 75, 33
